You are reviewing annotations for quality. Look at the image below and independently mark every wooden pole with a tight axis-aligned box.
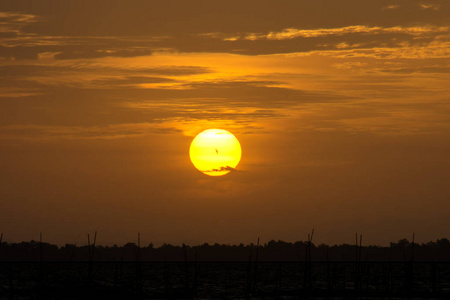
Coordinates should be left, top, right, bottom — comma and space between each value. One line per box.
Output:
70, 243, 76, 262
193, 251, 198, 297
137, 233, 141, 262
136, 232, 141, 294
355, 233, 360, 291
359, 235, 363, 263
39, 232, 44, 294
327, 246, 331, 292
87, 233, 92, 288
0, 232, 3, 260
304, 234, 310, 290
245, 251, 252, 298
87, 234, 91, 261
253, 237, 260, 293
91, 231, 97, 261
309, 229, 314, 289
39, 232, 43, 263
183, 243, 189, 295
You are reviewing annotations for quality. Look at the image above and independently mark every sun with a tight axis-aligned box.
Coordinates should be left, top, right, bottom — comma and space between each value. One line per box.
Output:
189, 129, 242, 176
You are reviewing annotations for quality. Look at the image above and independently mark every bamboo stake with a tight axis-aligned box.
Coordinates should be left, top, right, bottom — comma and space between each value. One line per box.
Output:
245, 251, 253, 298
309, 229, 314, 289
326, 246, 331, 292
114, 261, 119, 290
360, 235, 364, 289
431, 261, 437, 293
87, 234, 91, 261
355, 233, 361, 291
406, 233, 415, 295
137, 232, 141, 262
193, 251, 198, 298
136, 232, 142, 294
303, 229, 314, 291
359, 235, 363, 263
305, 234, 309, 262
183, 243, 189, 294
164, 252, 169, 296
39, 232, 43, 263
276, 263, 281, 295
70, 243, 76, 262
91, 231, 97, 261
253, 237, 260, 294
0, 233, 2, 260
120, 256, 124, 287
87, 232, 96, 288
304, 234, 310, 290
39, 232, 44, 294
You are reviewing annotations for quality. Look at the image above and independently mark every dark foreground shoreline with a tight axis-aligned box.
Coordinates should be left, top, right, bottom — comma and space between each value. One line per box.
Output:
0, 261, 449, 299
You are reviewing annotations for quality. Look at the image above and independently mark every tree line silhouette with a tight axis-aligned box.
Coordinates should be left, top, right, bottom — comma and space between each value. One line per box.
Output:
1, 235, 449, 262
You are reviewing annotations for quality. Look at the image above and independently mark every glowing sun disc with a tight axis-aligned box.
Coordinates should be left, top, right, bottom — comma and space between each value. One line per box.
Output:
189, 129, 241, 176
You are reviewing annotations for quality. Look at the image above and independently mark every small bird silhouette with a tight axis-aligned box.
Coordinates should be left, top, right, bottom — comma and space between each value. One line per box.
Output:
215, 148, 219, 155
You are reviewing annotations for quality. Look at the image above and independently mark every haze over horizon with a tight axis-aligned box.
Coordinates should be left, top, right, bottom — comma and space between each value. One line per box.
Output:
0, 0, 449, 247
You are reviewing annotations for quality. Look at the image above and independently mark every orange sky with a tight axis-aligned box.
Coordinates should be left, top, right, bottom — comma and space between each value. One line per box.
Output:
0, 0, 449, 246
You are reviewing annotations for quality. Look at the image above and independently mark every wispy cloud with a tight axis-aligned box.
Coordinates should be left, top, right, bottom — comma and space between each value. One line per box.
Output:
220, 25, 449, 41
0, 123, 181, 141
0, 12, 38, 30
420, 3, 440, 10
54, 48, 153, 60
381, 5, 400, 10
302, 38, 450, 59
202, 166, 238, 173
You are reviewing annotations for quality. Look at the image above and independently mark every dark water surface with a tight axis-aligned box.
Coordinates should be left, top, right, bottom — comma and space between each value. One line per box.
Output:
0, 261, 449, 299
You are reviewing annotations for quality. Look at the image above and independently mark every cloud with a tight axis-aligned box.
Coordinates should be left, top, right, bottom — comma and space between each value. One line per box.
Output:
0, 12, 38, 33
177, 25, 449, 55
0, 123, 182, 141
2, 0, 449, 36
0, 64, 212, 77
0, 75, 349, 137
0, 45, 40, 60
1, 0, 449, 58
125, 66, 212, 76
420, 3, 440, 10
202, 166, 238, 173
0, 32, 18, 38
382, 5, 400, 10
308, 39, 450, 59
0, 64, 73, 76
380, 66, 450, 73
90, 76, 176, 87
0, 64, 213, 93
54, 48, 153, 60
204, 26, 448, 55
0, 0, 449, 140
264, 25, 448, 40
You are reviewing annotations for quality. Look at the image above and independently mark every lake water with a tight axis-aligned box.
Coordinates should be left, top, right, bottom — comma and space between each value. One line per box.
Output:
0, 261, 449, 298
